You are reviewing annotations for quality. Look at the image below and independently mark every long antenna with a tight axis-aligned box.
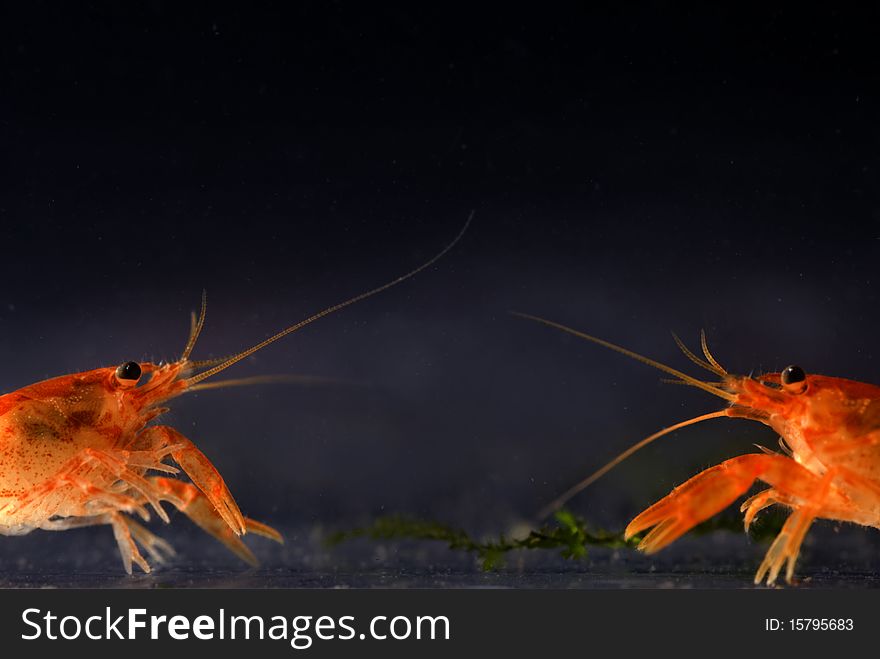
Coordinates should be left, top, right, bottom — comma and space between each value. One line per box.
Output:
511, 313, 735, 402
536, 410, 728, 519
511, 312, 736, 518
186, 212, 473, 386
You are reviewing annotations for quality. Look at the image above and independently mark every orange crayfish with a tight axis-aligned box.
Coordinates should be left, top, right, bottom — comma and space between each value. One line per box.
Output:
0, 217, 469, 574
517, 312, 880, 585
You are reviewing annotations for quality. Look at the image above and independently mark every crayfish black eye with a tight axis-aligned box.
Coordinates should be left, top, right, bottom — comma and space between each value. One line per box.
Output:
780, 364, 807, 394
115, 361, 142, 384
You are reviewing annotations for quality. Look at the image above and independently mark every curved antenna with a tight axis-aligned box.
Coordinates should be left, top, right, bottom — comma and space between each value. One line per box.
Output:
700, 329, 728, 375
672, 332, 723, 376
181, 290, 208, 361
536, 410, 728, 519
186, 212, 473, 386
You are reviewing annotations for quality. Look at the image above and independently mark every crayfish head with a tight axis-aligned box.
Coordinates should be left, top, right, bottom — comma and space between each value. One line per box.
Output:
119, 360, 191, 417
727, 367, 880, 443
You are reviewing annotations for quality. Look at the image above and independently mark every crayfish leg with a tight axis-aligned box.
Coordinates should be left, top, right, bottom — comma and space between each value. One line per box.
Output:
739, 487, 808, 536
149, 477, 283, 567
624, 453, 837, 584
753, 507, 815, 586
752, 467, 858, 586
122, 516, 176, 566
40, 512, 159, 575
143, 426, 247, 536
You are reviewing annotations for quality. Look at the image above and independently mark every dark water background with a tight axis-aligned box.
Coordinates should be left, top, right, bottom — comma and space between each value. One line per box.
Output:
1, 4, 879, 586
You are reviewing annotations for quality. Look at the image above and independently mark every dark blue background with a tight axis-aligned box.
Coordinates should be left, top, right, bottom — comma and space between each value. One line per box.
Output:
0, 4, 878, 582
